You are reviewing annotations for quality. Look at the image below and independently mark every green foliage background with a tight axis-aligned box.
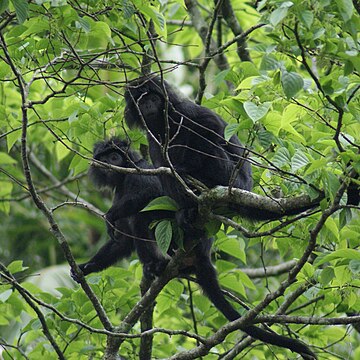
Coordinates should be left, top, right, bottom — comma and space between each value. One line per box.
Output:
0, 0, 359, 359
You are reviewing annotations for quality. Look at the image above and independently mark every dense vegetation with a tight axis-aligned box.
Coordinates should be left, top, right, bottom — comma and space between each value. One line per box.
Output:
0, 0, 359, 359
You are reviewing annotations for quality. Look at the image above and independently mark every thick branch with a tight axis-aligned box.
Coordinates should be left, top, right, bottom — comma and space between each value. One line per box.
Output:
221, 0, 252, 62
200, 186, 323, 216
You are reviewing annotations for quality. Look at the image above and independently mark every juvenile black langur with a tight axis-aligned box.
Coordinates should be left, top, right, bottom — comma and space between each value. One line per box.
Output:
71, 138, 168, 280
124, 78, 317, 359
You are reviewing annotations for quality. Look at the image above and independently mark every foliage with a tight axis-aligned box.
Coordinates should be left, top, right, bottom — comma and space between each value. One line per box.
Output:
0, 0, 359, 359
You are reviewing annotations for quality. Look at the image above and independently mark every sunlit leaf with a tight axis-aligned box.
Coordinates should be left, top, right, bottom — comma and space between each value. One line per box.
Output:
243, 101, 271, 122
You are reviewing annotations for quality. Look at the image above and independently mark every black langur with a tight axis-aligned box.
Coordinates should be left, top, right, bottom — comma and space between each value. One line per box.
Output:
71, 138, 168, 281
124, 77, 317, 359
124, 76, 318, 220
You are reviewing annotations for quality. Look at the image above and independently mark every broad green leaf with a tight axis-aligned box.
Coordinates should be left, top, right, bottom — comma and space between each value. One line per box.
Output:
339, 208, 352, 230
69, 154, 89, 176
236, 76, 260, 90
219, 274, 246, 297
282, 104, 307, 123
238, 61, 260, 77
262, 112, 282, 135
10, 0, 28, 23
141, 196, 179, 212
76, 17, 91, 33
224, 123, 240, 141
155, 220, 172, 255
7, 260, 26, 274
323, 171, 341, 201
0, 0, 9, 15
166, 281, 184, 298
282, 123, 305, 142
22, 19, 49, 36
317, 249, 360, 266
0, 314, 9, 326
218, 237, 246, 263
55, 141, 71, 162
297, 10, 314, 29
243, 101, 271, 122
335, 0, 354, 21
122, 0, 136, 19
237, 271, 256, 290
349, 260, 360, 274
138, 4, 167, 38
272, 147, 291, 168
260, 55, 280, 71
281, 71, 304, 99
0, 289, 12, 303
320, 267, 334, 285
0, 152, 17, 164
269, 7, 289, 27
334, 265, 351, 286
257, 129, 274, 148
324, 217, 339, 240
291, 150, 309, 172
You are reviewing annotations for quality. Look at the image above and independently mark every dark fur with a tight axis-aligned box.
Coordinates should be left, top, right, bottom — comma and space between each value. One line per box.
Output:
124, 78, 316, 359
71, 138, 168, 280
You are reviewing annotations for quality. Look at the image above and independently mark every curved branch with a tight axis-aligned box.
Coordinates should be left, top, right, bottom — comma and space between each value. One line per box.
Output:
200, 186, 324, 217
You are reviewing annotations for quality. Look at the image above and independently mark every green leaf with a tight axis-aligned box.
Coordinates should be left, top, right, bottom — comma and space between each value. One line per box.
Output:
349, 260, 360, 275
7, 260, 26, 274
0, 0, 9, 15
224, 123, 240, 141
317, 249, 360, 266
272, 147, 291, 168
335, 0, 354, 21
297, 10, 314, 29
260, 55, 280, 71
55, 141, 71, 162
10, 0, 28, 23
0, 152, 17, 164
69, 154, 89, 176
122, 0, 136, 19
0, 314, 9, 326
76, 17, 91, 33
281, 71, 304, 99
237, 271, 256, 290
257, 129, 274, 148
141, 196, 179, 212
320, 267, 334, 285
218, 237, 246, 263
155, 220, 172, 255
269, 7, 290, 27
0, 289, 12, 302
339, 208, 352, 230
243, 101, 271, 122
291, 150, 309, 172
220, 274, 246, 297
323, 172, 340, 201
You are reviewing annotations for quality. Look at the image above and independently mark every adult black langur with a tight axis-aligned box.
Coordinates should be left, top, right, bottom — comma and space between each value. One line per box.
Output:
124, 76, 321, 220
124, 77, 317, 359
